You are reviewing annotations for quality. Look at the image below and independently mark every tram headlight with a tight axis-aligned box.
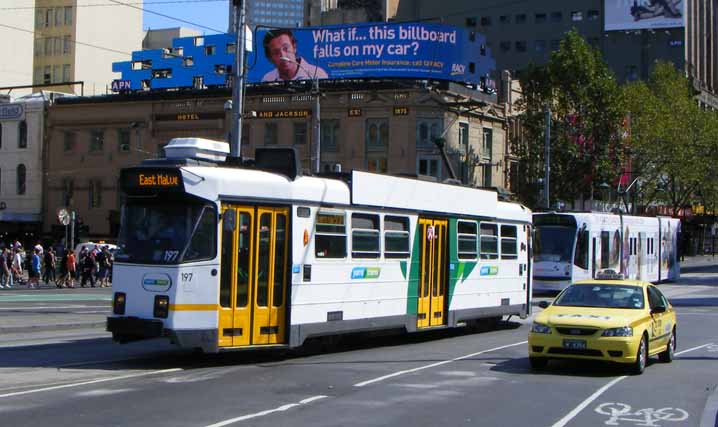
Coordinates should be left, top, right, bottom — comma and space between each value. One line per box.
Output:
113, 292, 126, 315
154, 295, 170, 318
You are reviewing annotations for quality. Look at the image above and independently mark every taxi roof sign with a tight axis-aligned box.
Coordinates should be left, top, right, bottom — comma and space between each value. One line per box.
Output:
595, 269, 625, 280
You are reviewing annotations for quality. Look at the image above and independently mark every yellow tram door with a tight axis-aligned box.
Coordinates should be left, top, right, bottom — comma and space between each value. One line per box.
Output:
251, 208, 289, 345
417, 218, 448, 328
218, 206, 254, 347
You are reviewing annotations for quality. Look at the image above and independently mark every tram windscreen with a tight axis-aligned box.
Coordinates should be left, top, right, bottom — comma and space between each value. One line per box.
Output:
534, 226, 576, 263
116, 198, 216, 264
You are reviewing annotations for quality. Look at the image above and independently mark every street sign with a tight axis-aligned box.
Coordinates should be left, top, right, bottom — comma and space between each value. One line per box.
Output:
58, 208, 70, 226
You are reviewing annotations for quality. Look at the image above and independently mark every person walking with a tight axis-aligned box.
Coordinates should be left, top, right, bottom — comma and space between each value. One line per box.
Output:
2, 248, 12, 288
12, 248, 24, 286
80, 249, 96, 288
65, 249, 76, 288
0, 248, 8, 289
28, 248, 41, 288
43, 247, 57, 286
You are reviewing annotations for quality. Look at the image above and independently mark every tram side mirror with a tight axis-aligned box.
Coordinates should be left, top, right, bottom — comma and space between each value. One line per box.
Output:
223, 210, 236, 231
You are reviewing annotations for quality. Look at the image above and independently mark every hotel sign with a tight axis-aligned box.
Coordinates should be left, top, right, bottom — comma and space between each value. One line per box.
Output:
0, 104, 24, 121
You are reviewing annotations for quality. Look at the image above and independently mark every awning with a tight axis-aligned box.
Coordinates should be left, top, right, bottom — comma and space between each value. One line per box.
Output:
0, 212, 42, 222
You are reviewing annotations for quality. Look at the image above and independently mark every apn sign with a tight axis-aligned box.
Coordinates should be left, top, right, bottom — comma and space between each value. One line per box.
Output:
0, 104, 24, 120
111, 80, 132, 92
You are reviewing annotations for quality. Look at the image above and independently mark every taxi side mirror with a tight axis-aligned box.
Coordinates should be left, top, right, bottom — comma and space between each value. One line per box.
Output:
651, 305, 666, 314
538, 301, 550, 309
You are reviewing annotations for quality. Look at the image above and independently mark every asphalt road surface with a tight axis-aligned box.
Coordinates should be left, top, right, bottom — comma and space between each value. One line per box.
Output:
0, 262, 716, 427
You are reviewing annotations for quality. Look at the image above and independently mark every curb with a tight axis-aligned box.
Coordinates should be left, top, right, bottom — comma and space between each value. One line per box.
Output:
700, 386, 718, 427
0, 322, 107, 334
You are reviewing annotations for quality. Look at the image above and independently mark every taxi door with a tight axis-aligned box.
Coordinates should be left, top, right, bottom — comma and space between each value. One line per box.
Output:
417, 218, 448, 328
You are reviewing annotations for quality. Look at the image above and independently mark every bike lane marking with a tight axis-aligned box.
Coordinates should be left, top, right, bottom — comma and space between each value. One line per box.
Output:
549, 343, 714, 427
353, 341, 527, 387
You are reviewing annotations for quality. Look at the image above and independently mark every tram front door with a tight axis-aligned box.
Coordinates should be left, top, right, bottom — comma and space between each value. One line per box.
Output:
417, 218, 448, 328
218, 206, 289, 347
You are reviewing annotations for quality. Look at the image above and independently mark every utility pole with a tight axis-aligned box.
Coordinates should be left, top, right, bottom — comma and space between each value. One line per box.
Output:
312, 77, 321, 174
230, 0, 247, 161
544, 105, 551, 209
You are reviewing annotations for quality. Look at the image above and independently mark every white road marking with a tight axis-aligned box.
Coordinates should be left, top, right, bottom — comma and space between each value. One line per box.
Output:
353, 341, 527, 387
0, 305, 108, 310
203, 395, 328, 427
549, 342, 714, 427
0, 368, 182, 398
595, 402, 688, 426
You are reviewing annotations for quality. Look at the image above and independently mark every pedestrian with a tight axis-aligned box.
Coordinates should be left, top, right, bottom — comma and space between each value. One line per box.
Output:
80, 249, 96, 288
28, 248, 41, 288
0, 248, 9, 289
65, 249, 76, 288
97, 246, 111, 287
2, 248, 12, 288
12, 248, 24, 286
43, 247, 57, 286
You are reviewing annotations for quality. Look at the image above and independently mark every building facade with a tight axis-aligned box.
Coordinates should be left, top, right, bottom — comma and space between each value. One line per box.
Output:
392, 0, 685, 82
0, 94, 48, 246
43, 82, 516, 241
229, 0, 306, 31
31, 0, 143, 95
307, 0, 400, 25
686, 0, 718, 109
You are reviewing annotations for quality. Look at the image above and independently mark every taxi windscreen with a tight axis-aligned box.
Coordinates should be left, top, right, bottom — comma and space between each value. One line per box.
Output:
554, 284, 645, 309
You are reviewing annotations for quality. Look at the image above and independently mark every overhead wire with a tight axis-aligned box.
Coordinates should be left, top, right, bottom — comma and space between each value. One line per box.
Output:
0, 0, 225, 11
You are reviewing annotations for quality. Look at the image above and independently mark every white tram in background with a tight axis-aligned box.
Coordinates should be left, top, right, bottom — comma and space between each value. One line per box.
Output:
533, 211, 680, 292
108, 138, 533, 352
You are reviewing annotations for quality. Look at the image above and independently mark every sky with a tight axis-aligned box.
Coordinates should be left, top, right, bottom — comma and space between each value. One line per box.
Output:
143, 0, 229, 35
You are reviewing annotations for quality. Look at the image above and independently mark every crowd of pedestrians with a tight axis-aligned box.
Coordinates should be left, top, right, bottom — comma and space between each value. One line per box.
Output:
0, 240, 113, 289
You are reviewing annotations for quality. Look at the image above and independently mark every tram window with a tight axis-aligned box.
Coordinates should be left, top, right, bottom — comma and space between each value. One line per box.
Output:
352, 213, 380, 258
384, 216, 410, 258
574, 228, 589, 269
500, 225, 518, 259
315, 211, 346, 258
184, 207, 217, 261
480, 223, 498, 259
458, 220, 478, 259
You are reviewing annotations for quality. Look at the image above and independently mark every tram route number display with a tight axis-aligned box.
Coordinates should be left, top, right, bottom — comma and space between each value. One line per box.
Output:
121, 168, 184, 194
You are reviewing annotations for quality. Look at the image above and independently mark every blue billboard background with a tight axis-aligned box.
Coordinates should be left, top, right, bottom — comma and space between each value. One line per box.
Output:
248, 23, 494, 85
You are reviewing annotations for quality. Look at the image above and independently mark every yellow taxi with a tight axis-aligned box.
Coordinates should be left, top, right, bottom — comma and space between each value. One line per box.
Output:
528, 271, 676, 374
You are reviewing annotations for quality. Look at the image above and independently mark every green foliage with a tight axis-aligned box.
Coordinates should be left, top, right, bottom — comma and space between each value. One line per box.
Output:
513, 30, 624, 208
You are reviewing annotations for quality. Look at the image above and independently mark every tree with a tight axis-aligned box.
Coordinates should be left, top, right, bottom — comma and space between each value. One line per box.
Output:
513, 30, 624, 209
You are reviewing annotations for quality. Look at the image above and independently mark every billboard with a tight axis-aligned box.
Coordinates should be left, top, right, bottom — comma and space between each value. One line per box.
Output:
604, 0, 684, 31
247, 22, 494, 85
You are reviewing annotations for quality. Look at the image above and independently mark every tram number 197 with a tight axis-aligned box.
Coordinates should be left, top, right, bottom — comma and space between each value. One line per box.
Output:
181, 273, 193, 282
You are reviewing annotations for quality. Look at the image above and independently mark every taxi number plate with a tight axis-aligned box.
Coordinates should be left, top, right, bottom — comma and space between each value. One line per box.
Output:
563, 339, 587, 350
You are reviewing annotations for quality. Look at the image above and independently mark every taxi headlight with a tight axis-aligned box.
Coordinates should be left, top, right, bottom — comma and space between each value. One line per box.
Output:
531, 322, 552, 334
601, 326, 633, 337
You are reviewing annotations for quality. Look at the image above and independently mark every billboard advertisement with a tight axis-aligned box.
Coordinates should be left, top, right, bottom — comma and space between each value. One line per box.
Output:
604, 0, 684, 31
247, 22, 494, 85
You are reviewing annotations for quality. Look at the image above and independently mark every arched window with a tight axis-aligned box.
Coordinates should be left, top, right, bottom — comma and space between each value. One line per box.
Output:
17, 164, 26, 195
18, 121, 27, 148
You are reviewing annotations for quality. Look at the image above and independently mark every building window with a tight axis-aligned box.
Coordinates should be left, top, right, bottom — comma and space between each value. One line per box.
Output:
416, 118, 442, 147
482, 128, 493, 187
459, 122, 469, 146
53, 65, 61, 83
89, 179, 102, 209
264, 122, 277, 145
18, 121, 27, 148
535, 13, 547, 23
205, 45, 216, 55
465, 17, 477, 27
500, 41, 511, 52
499, 15, 510, 24
587, 10, 600, 21
515, 14, 527, 24
16, 164, 26, 195
63, 131, 76, 152
62, 64, 71, 82
535, 40, 547, 52
515, 41, 527, 52
62, 178, 74, 206
44, 38, 52, 56
418, 157, 440, 178
550, 39, 561, 51
321, 119, 339, 152
367, 156, 387, 173
625, 65, 638, 81
293, 122, 306, 145
550, 11, 563, 23
43, 66, 51, 84
571, 11, 583, 21
63, 36, 71, 54
241, 124, 249, 149
118, 129, 130, 152
64, 6, 73, 25
36, 10, 43, 28
365, 118, 388, 151
480, 16, 491, 26
45, 8, 52, 27
90, 130, 104, 152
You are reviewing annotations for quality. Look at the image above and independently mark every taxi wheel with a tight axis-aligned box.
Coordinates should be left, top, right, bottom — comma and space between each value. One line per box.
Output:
631, 336, 647, 375
658, 329, 676, 363
529, 357, 548, 370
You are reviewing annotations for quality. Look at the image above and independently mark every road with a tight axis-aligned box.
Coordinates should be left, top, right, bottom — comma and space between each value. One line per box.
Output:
0, 260, 716, 427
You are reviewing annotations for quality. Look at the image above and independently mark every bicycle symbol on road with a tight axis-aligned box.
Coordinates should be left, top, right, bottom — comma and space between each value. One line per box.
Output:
595, 402, 688, 426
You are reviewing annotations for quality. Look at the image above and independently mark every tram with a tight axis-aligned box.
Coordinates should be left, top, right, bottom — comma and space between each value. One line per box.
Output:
107, 138, 533, 352
533, 211, 680, 292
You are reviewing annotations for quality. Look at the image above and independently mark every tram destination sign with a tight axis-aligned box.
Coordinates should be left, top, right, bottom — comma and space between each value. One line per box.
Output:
121, 168, 184, 194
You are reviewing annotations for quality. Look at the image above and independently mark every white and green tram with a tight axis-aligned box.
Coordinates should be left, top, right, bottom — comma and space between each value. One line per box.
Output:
108, 139, 533, 352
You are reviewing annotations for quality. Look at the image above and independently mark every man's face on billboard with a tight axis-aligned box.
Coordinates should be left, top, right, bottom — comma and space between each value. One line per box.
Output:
268, 34, 297, 77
